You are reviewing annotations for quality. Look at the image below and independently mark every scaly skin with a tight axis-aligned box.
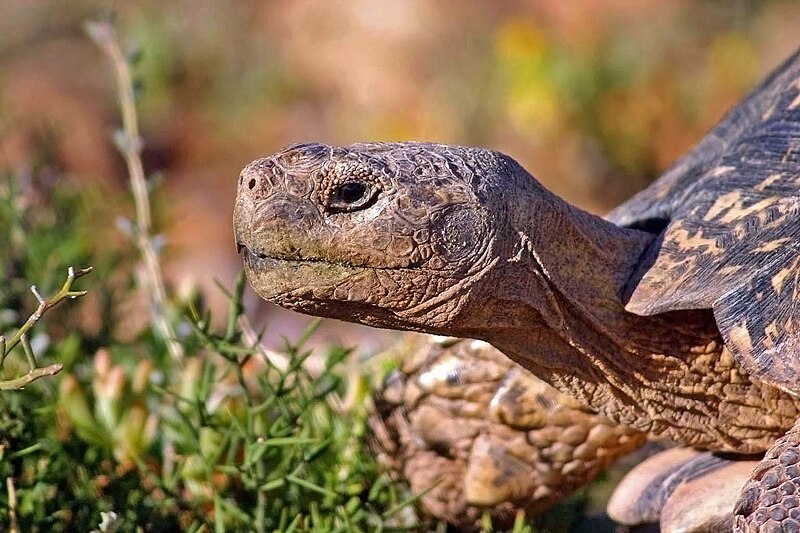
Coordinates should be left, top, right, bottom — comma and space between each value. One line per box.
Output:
234, 142, 800, 453
734, 417, 800, 532
234, 49, 800, 532
233, 142, 800, 532
369, 337, 646, 529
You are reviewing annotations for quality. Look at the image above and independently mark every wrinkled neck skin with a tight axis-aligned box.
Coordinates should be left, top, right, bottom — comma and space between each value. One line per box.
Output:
452, 168, 799, 454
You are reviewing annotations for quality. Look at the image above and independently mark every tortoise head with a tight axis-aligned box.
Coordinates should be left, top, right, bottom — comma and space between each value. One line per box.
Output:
233, 142, 514, 331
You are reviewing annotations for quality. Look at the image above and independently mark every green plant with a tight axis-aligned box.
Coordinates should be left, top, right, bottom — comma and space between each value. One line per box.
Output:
0, 136, 419, 533
0, 18, 420, 533
0, 266, 91, 391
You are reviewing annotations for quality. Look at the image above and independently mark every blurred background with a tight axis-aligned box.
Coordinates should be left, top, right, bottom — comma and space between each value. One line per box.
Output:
2, 0, 799, 353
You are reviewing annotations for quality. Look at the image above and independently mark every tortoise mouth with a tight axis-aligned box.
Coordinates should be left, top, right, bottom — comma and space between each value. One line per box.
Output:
239, 247, 410, 327
240, 245, 344, 268
239, 244, 367, 302
238, 242, 429, 272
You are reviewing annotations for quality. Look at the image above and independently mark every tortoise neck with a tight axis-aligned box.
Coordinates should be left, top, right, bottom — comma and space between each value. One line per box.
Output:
451, 170, 798, 451
454, 167, 666, 368
501, 168, 656, 338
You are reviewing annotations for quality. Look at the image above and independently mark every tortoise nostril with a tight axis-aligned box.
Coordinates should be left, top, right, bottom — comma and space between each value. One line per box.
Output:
248, 178, 257, 190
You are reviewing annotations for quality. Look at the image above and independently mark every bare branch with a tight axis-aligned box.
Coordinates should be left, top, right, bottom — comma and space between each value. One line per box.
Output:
85, 19, 183, 361
21, 334, 36, 370
0, 266, 91, 390
6, 477, 19, 533
30, 285, 45, 305
1, 267, 93, 365
0, 364, 63, 391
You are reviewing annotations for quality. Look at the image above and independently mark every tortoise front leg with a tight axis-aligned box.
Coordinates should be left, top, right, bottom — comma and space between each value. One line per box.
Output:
734, 417, 800, 532
369, 338, 647, 529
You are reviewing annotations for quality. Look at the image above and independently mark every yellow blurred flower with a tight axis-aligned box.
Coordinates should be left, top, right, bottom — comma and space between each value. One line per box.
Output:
709, 33, 757, 92
494, 21, 564, 137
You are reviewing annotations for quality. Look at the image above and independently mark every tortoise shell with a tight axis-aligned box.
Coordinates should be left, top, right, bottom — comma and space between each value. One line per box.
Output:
608, 49, 800, 396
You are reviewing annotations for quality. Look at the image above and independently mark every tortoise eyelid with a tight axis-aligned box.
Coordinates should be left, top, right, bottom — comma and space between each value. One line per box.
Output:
326, 180, 380, 212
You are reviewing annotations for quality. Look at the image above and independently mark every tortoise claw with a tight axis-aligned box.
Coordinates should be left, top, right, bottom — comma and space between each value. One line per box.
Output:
609, 447, 760, 532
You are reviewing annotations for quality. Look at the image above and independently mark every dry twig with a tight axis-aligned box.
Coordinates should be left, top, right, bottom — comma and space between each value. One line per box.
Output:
0, 266, 92, 390
6, 477, 19, 533
85, 19, 183, 361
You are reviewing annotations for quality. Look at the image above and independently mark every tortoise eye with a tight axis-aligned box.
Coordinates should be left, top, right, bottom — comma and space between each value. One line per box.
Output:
328, 181, 378, 212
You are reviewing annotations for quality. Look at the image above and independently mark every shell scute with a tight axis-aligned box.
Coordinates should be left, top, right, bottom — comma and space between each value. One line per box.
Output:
612, 49, 800, 393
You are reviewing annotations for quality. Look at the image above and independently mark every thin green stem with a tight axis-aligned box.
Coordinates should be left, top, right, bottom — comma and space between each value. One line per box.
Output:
20, 335, 36, 370
0, 266, 91, 390
0, 266, 91, 363
0, 364, 63, 391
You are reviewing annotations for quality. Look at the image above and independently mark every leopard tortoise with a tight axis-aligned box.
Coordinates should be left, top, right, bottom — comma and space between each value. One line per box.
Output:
234, 48, 800, 532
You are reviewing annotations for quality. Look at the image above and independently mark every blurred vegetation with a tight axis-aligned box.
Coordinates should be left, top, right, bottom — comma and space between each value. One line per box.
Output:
0, 18, 417, 532
0, 2, 799, 532
0, 146, 417, 531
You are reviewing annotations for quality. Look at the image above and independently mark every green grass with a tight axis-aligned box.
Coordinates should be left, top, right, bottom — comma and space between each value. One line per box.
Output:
0, 168, 420, 531
0, 20, 418, 529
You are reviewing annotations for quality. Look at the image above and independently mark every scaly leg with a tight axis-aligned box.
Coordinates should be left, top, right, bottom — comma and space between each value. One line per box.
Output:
734, 417, 800, 532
